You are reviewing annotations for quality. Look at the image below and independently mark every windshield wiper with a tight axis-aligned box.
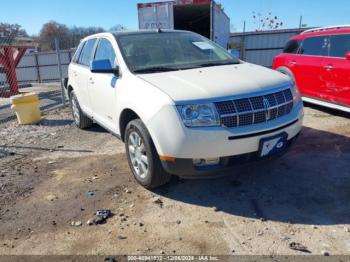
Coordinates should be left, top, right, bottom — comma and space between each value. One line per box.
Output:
134, 67, 179, 74
197, 61, 240, 68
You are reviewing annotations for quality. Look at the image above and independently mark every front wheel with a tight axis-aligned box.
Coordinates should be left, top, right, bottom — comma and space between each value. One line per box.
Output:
125, 119, 171, 189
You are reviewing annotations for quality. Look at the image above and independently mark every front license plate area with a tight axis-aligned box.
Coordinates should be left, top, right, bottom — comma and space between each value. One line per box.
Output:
259, 133, 288, 157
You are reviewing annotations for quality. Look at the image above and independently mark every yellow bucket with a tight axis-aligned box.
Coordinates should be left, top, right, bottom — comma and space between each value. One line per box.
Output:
10, 92, 41, 125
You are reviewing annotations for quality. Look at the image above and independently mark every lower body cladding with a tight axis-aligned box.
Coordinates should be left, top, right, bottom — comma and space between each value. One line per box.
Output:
147, 102, 304, 177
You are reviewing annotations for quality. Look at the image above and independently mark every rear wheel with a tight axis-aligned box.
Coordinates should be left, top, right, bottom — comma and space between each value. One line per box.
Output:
70, 90, 93, 129
125, 119, 171, 189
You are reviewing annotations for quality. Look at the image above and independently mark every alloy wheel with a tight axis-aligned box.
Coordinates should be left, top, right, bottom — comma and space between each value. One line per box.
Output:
128, 131, 149, 179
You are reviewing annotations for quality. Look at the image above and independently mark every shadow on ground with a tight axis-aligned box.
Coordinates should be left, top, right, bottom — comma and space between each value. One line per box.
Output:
0, 144, 93, 153
87, 124, 110, 133
155, 126, 350, 226
39, 118, 74, 127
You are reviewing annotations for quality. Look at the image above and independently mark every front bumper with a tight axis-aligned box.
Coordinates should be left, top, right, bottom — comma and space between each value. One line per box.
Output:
161, 130, 300, 177
146, 102, 303, 176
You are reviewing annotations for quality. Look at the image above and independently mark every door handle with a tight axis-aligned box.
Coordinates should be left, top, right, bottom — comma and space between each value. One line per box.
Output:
289, 61, 297, 66
73, 71, 78, 76
88, 77, 94, 84
324, 65, 334, 70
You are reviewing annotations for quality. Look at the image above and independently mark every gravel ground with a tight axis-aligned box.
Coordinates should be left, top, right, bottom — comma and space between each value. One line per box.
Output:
0, 104, 349, 256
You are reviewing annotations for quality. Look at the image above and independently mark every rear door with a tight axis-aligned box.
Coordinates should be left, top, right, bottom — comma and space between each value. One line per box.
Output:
68, 40, 85, 96
74, 38, 97, 115
296, 35, 330, 99
88, 37, 119, 129
138, 2, 174, 30
322, 34, 350, 106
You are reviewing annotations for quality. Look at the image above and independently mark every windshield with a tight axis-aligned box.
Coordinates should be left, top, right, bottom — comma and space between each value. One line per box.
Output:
115, 32, 239, 73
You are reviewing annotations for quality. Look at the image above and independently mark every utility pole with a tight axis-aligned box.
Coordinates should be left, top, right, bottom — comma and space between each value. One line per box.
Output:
240, 21, 246, 60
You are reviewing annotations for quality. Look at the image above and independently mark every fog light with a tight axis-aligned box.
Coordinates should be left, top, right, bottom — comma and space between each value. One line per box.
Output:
193, 158, 220, 167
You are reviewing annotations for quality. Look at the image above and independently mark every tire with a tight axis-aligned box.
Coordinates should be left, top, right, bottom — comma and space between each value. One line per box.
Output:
124, 119, 171, 189
69, 90, 93, 129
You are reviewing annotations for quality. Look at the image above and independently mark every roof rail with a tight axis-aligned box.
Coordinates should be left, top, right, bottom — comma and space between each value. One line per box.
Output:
301, 25, 350, 34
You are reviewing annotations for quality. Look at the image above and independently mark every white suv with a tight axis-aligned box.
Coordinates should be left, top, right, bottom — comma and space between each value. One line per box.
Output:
67, 30, 304, 189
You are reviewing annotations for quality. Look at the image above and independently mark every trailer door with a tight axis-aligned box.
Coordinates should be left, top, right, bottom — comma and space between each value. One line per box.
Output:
212, 2, 230, 48
138, 2, 174, 30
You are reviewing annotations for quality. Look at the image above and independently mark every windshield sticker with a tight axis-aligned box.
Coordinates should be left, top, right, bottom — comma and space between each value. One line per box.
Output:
192, 42, 215, 50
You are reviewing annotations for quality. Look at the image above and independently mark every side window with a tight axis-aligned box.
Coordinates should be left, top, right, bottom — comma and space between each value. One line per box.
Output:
72, 41, 85, 63
94, 38, 117, 67
78, 38, 97, 66
283, 40, 300, 54
299, 36, 329, 56
330, 34, 350, 58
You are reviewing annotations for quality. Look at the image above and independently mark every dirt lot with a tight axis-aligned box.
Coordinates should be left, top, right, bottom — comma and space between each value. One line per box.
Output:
0, 105, 349, 256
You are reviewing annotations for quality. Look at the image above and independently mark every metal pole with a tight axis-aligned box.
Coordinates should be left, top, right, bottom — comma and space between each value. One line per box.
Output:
299, 16, 303, 29
54, 37, 66, 106
210, 1, 213, 41
240, 21, 246, 60
34, 53, 41, 83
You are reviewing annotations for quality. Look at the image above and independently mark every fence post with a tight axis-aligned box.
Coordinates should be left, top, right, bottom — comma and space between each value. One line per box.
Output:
54, 37, 66, 106
67, 50, 72, 62
34, 53, 41, 83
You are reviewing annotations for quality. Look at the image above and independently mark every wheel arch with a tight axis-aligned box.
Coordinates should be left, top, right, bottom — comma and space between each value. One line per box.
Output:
276, 66, 296, 83
67, 85, 74, 98
119, 108, 141, 142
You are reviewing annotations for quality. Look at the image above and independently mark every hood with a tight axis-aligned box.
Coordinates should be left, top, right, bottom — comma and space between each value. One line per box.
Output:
137, 63, 292, 103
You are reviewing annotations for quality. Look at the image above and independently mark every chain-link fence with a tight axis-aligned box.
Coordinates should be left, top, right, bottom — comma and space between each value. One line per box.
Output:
0, 36, 74, 124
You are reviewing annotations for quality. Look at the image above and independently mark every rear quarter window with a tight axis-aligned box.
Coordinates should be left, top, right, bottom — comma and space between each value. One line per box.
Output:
72, 41, 85, 63
330, 34, 350, 58
283, 40, 300, 54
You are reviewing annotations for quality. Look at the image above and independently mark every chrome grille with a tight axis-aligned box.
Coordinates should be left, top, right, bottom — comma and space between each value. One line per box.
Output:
215, 89, 294, 128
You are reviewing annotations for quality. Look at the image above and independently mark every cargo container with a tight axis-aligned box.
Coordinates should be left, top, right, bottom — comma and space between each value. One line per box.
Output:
137, 0, 230, 48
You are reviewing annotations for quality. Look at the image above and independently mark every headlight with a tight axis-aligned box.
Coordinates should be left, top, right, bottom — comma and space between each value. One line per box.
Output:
291, 84, 301, 106
177, 103, 220, 127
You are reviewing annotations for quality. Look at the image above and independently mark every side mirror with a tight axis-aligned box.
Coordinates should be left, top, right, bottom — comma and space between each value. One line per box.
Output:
346, 51, 350, 61
90, 59, 119, 75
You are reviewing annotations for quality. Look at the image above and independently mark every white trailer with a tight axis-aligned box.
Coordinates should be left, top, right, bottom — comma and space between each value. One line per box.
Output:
137, 0, 230, 48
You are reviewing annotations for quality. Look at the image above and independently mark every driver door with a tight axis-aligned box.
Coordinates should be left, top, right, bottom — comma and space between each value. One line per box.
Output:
297, 35, 329, 99
88, 37, 119, 130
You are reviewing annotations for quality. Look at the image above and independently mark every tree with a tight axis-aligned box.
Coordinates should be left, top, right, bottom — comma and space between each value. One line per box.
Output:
109, 24, 127, 32
37, 21, 127, 50
69, 26, 105, 47
252, 12, 284, 31
0, 23, 28, 44
38, 21, 70, 51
